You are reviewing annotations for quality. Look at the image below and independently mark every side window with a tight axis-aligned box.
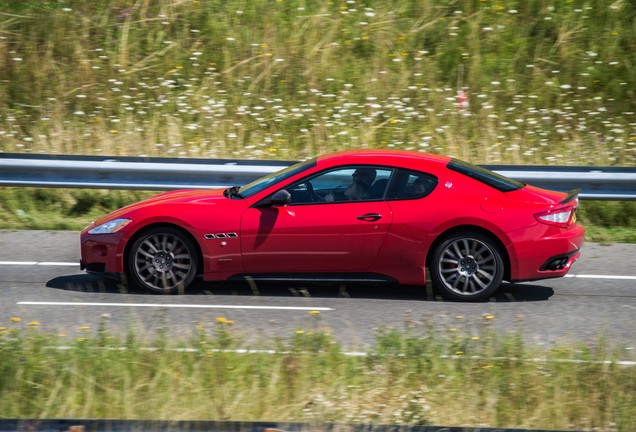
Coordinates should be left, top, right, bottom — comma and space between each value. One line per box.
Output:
285, 166, 394, 204
390, 169, 438, 200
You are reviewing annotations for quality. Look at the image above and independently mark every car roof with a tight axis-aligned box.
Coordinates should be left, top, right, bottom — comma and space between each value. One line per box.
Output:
315, 149, 452, 170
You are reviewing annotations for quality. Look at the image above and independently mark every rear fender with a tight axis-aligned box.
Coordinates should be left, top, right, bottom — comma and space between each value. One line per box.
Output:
425, 222, 515, 282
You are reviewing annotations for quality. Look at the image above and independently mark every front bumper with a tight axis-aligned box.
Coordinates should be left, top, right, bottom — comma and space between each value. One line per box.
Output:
80, 230, 126, 275
79, 259, 106, 273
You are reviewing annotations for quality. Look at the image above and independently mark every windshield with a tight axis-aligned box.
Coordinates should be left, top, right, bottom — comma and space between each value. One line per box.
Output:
447, 158, 525, 193
237, 158, 317, 198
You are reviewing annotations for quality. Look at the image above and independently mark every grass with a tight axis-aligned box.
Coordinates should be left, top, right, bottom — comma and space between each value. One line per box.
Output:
0, 0, 634, 164
1, 314, 634, 431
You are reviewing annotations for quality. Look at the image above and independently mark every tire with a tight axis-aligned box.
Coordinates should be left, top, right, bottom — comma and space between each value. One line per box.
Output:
127, 227, 198, 294
430, 231, 504, 301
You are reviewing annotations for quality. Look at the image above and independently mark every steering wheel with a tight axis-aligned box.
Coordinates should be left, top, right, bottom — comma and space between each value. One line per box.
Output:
329, 184, 347, 201
306, 181, 317, 202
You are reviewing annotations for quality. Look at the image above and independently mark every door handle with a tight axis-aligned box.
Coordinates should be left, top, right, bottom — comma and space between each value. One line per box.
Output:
357, 213, 382, 222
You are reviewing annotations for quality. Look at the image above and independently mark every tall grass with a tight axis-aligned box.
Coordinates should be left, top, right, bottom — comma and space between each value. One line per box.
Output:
0, 0, 634, 164
1, 316, 634, 431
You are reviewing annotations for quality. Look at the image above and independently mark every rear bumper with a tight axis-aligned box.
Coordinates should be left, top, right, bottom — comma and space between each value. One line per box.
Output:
539, 249, 580, 272
508, 223, 585, 282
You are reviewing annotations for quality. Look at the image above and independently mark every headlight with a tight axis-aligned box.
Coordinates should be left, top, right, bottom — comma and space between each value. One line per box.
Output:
88, 218, 132, 234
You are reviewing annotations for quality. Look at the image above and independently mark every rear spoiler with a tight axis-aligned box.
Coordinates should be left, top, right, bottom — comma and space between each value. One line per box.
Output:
560, 188, 581, 205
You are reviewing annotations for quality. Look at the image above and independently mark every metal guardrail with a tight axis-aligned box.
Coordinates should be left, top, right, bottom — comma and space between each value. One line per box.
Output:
0, 419, 586, 432
1, 153, 635, 200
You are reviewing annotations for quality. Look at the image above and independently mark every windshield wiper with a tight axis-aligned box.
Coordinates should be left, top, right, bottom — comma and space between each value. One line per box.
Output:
223, 185, 244, 199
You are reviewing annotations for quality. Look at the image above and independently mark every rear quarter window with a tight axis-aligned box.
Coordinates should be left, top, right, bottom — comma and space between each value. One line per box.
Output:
447, 159, 524, 193
388, 169, 438, 200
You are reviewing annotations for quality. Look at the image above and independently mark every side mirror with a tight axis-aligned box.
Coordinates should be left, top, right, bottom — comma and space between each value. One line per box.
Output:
269, 189, 291, 206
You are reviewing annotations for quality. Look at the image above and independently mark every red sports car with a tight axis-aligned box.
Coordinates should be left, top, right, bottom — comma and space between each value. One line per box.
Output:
80, 150, 584, 301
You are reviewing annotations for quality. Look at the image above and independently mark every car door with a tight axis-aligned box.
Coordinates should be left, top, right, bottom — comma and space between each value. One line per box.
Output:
240, 166, 394, 273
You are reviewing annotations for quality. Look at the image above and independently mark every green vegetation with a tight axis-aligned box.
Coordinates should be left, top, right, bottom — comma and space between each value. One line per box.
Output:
1, 315, 634, 431
0, 0, 634, 163
0, 187, 154, 230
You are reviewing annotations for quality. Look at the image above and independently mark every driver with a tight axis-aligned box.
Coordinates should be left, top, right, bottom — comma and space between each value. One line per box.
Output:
352, 167, 376, 187
326, 167, 376, 202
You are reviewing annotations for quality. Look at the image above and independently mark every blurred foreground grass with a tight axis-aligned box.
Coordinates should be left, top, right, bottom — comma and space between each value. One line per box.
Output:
1, 315, 634, 431
1, 187, 634, 243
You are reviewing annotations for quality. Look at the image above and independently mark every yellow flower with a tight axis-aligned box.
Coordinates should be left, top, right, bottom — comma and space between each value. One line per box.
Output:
217, 317, 227, 323
296, 330, 305, 334
79, 326, 90, 330
486, 315, 494, 319
472, 336, 480, 340
11, 317, 21, 322
29, 322, 39, 326
310, 311, 320, 315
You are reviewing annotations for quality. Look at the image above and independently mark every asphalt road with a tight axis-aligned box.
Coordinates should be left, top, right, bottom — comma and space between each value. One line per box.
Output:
1, 230, 635, 354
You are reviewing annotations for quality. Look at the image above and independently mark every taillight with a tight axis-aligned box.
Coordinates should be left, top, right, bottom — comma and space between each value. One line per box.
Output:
534, 207, 574, 228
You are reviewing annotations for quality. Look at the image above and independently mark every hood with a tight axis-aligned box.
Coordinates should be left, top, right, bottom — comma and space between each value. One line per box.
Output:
92, 188, 227, 226
138, 188, 226, 205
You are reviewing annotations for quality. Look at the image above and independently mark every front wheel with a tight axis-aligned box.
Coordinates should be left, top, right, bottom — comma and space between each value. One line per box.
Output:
127, 227, 198, 294
430, 231, 504, 301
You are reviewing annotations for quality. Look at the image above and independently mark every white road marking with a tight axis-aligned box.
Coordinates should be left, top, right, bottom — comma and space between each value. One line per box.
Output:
565, 274, 636, 281
0, 261, 77, 266
17, 301, 333, 311
43, 346, 636, 366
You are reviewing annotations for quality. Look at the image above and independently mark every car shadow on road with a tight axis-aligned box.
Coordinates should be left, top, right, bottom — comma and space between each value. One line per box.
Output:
47, 274, 554, 302
46, 274, 145, 294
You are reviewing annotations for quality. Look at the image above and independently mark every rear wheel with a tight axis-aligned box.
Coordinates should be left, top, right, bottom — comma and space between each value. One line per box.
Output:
127, 227, 198, 294
430, 231, 504, 301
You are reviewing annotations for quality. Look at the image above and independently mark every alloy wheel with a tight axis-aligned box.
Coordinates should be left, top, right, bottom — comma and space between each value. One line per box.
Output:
131, 230, 196, 293
431, 232, 504, 301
